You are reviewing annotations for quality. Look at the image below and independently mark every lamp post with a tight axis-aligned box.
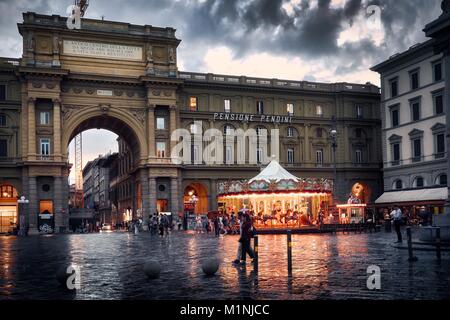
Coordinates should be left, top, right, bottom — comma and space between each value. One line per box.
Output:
17, 196, 29, 236
330, 125, 338, 204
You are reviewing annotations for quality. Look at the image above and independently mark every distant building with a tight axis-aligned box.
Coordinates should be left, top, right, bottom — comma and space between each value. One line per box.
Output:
372, 40, 447, 217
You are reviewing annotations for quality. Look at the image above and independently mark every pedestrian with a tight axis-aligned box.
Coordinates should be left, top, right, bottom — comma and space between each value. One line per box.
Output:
232, 212, 244, 264
239, 213, 255, 265
390, 206, 403, 243
158, 215, 165, 236
213, 216, 220, 237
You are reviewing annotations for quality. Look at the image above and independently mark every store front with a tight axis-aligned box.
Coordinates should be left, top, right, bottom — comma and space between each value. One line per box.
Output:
375, 187, 447, 224
0, 184, 18, 234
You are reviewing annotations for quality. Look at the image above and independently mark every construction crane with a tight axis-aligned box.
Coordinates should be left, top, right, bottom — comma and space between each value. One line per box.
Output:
75, 0, 89, 17
74, 133, 84, 208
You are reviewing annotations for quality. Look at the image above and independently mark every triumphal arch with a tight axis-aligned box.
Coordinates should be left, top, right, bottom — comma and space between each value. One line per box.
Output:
18, 12, 182, 233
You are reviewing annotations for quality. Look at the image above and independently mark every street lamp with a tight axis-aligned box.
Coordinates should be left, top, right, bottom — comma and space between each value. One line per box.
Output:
329, 124, 338, 204
17, 196, 29, 236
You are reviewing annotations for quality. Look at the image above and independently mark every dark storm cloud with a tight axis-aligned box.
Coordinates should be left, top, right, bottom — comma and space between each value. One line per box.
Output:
0, 0, 443, 80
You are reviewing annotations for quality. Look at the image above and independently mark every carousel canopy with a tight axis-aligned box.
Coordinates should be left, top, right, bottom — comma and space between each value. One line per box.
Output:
249, 159, 300, 183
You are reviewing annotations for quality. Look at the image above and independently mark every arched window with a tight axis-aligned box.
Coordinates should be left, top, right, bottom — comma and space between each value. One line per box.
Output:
393, 180, 403, 190
436, 174, 447, 186
0, 184, 18, 198
413, 176, 425, 188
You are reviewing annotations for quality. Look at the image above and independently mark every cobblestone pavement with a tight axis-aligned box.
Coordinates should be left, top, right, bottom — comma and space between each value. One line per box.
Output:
1, 228, 450, 300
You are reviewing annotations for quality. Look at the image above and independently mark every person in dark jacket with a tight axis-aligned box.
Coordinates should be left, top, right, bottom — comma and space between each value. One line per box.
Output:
239, 213, 255, 264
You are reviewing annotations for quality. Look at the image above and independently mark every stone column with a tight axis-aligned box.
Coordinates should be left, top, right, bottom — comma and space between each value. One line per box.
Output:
169, 105, 178, 157
148, 104, 156, 158
53, 98, 62, 161
140, 170, 150, 230
54, 176, 63, 233
28, 176, 39, 235
170, 177, 179, 216
149, 177, 157, 215
209, 179, 217, 211
304, 124, 310, 164
27, 97, 36, 159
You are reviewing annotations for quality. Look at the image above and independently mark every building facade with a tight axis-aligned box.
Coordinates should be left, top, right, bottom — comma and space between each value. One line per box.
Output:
372, 40, 447, 216
0, 12, 382, 233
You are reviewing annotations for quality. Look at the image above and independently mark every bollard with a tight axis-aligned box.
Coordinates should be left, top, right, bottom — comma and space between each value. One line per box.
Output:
287, 230, 292, 276
253, 235, 258, 273
436, 228, 441, 260
406, 227, 417, 262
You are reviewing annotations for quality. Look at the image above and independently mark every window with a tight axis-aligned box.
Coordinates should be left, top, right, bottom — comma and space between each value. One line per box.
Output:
316, 105, 323, 117
190, 123, 200, 134
0, 85, 5, 101
434, 92, 444, 115
412, 138, 422, 162
356, 105, 363, 119
316, 128, 323, 138
189, 97, 198, 111
394, 180, 403, 190
191, 145, 200, 163
433, 61, 442, 82
156, 117, 165, 130
0, 114, 6, 126
410, 69, 420, 90
391, 108, 399, 127
156, 142, 166, 158
316, 149, 323, 165
0, 139, 7, 157
40, 138, 50, 155
223, 124, 233, 136
287, 148, 294, 164
392, 143, 400, 165
355, 128, 362, 138
287, 127, 294, 138
437, 174, 447, 186
355, 149, 362, 164
410, 99, 421, 121
287, 103, 294, 116
225, 146, 233, 164
436, 133, 445, 158
414, 176, 424, 188
256, 127, 266, 136
256, 101, 264, 114
390, 78, 398, 97
40, 112, 50, 125
224, 99, 231, 113
256, 148, 263, 164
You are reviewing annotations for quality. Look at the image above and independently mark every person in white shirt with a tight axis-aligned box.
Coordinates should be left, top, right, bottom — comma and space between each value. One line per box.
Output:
390, 206, 403, 242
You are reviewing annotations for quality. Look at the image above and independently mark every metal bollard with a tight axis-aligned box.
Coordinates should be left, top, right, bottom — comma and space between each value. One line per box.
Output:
436, 228, 441, 260
406, 227, 417, 262
253, 235, 258, 273
287, 230, 292, 276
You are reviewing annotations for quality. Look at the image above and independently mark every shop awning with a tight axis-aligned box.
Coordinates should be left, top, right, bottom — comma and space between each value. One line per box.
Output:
375, 187, 448, 205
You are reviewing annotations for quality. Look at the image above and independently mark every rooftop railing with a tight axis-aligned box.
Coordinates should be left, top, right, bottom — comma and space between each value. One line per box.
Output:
179, 72, 380, 94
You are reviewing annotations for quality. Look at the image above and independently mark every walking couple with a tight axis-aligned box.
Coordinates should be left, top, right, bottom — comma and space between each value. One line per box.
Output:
233, 212, 256, 266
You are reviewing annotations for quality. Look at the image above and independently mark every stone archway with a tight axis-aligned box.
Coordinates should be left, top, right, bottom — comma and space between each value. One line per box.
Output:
184, 183, 209, 215
351, 182, 372, 204
62, 107, 148, 164
0, 184, 19, 233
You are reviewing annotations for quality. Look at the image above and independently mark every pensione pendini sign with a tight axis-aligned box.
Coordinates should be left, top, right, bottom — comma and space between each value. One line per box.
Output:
213, 112, 293, 124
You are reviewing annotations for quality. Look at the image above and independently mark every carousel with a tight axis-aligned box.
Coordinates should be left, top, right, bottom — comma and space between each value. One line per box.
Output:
216, 159, 333, 229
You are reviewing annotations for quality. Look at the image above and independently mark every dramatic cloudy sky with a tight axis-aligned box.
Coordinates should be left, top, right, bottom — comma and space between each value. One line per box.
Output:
0, 0, 443, 181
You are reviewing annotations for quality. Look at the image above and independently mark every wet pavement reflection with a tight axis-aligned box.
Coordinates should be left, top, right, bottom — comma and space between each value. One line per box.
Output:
1, 230, 450, 300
